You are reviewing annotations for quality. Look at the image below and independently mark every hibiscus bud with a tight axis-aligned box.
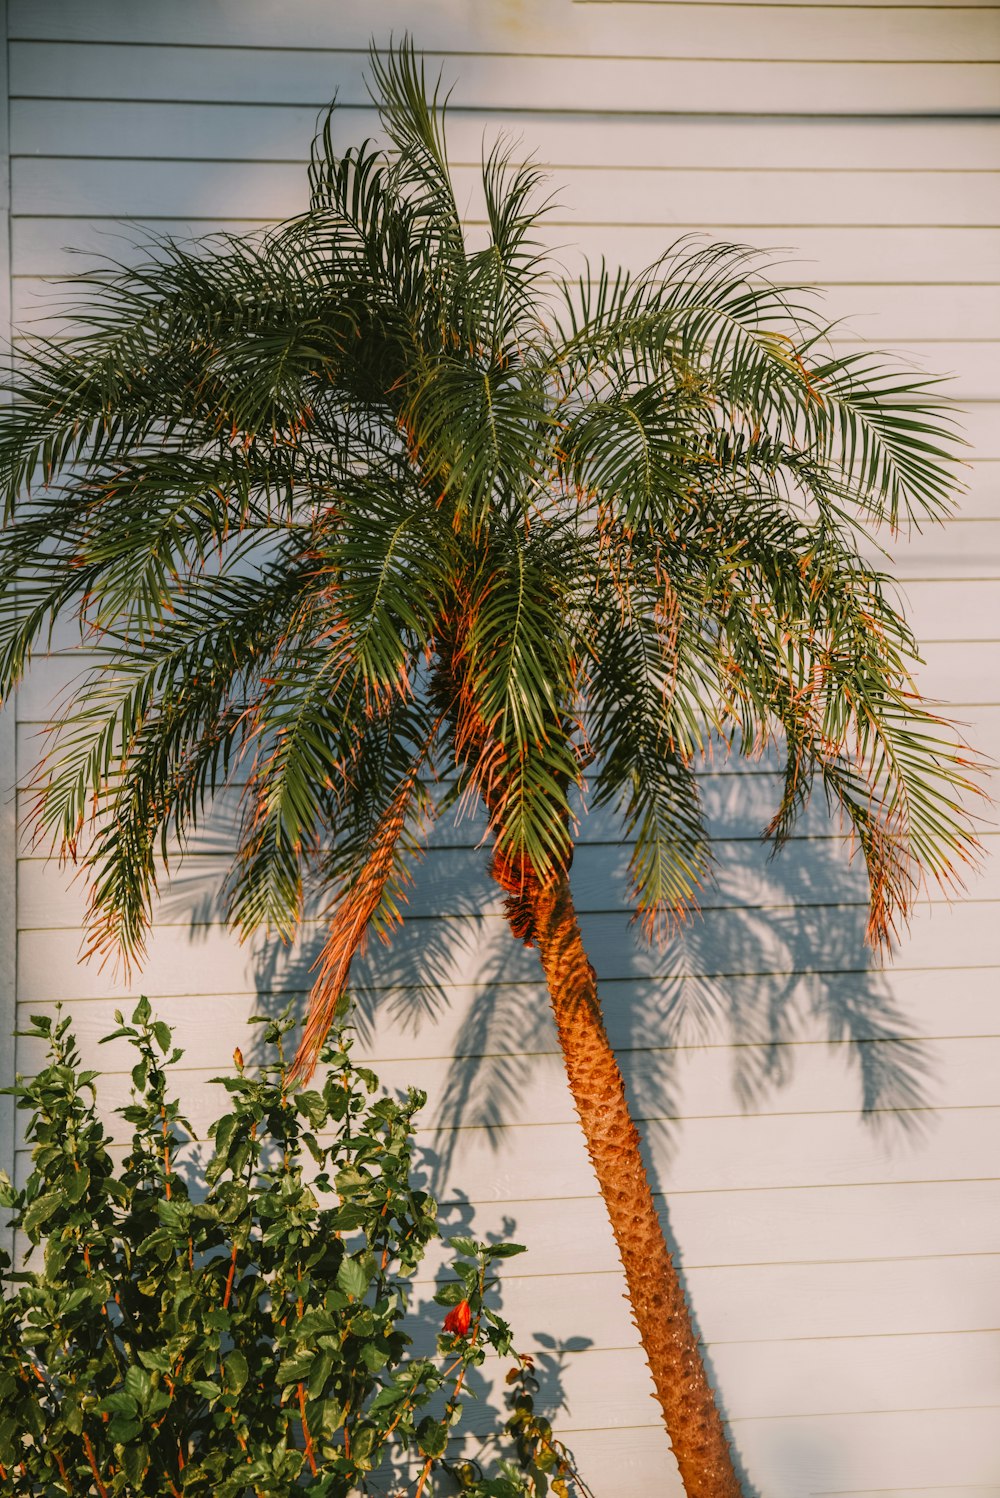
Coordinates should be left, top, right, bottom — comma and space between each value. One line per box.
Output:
443, 1299, 472, 1337
233, 1046, 244, 1072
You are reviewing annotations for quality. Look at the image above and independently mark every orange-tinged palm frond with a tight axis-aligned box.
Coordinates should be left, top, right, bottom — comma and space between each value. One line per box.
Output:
289, 767, 420, 1083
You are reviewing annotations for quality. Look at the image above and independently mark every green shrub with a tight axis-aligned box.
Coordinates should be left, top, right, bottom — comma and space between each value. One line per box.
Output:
0, 1001, 589, 1497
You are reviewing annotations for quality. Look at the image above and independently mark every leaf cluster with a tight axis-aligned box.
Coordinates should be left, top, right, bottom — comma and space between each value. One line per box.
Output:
0, 1000, 589, 1497
0, 39, 985, 1071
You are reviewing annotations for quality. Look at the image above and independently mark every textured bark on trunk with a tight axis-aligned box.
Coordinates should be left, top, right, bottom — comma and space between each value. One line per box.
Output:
522, 871, 743, 1498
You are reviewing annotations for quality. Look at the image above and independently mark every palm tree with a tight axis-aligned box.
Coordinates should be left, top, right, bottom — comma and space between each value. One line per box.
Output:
0, 43, 983, 1497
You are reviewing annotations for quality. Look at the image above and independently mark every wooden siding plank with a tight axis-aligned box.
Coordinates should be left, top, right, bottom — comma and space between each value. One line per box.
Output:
356, 1335, 1000, 1424
464, 1416, 1000, 1495
25, 1035, 1000, 1135
12, 276, 1000, 348
16, 959, 1000, 1061
15, 830, 1000, 931
10, 42, 1000, 115
13, 218, 1000, 284
10, 761, 994, 876
16, 633, 998, 726
420, 1107, 1000, 1204
12, 101, 1000, 173
12, 156, 1000, 228
14, 897, 999, 1003
8, 0, 1000, 60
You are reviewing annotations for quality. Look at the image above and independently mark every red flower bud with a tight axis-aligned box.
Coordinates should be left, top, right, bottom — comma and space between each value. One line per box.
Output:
443, 1299, 472, 1337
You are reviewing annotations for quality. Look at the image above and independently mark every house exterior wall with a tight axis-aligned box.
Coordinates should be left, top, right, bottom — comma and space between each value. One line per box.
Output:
2, 3, 999, 1493
0, 0, 14, 1270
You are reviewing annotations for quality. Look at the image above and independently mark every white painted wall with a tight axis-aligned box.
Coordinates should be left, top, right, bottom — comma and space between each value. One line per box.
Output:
3, 3, 999, 1494
0, 0, 14, 1270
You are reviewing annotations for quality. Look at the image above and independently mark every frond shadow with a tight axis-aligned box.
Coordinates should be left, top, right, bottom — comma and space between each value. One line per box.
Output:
154, 780, 937, 1498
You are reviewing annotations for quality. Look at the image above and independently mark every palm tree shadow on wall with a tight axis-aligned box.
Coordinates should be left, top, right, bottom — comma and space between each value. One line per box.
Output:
158, 772, 933, 1496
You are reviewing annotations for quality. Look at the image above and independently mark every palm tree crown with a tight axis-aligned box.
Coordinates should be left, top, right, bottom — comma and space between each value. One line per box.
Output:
0, 47, 978, 1032
0, 42, 985, 1496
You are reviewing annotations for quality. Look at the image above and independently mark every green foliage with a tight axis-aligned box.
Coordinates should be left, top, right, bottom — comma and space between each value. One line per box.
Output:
0, 40, 984, 1036
0, 1001, 591, 1498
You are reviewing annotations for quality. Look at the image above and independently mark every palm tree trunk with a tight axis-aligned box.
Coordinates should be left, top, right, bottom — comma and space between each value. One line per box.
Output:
521, 870, 743, 1498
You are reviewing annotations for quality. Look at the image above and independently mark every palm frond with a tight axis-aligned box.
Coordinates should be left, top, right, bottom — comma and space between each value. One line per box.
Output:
290, 705, 442, 1082
0, 37, 983, 1048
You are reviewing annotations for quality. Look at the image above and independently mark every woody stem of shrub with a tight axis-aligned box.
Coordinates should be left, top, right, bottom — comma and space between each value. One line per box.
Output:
517, 870, 743, 1498
81, 1433, 109, 1498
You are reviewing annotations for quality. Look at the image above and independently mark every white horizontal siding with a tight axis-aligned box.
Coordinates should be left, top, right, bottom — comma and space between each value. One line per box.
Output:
12, 40, 1000, 115
7, 0, 1000, 59
4, 4, 999, 1496
13, 220, 1000, 291
12, 102, 1000, 171
16, 158, 1000, 227
14, 898, 998, 1003
0, 0, 13, 1269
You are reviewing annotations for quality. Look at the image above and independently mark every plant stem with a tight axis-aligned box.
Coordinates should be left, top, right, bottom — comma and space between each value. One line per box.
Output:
298, 1382, 318, 1476
160, 1105, 172, 1200
413, 1455, 434, 1498
222, 1240, 238, 1309
81, 1433, 109, 1498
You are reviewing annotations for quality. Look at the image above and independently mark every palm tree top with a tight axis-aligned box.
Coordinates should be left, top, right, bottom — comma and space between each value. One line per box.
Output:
0, 41, 984, 1056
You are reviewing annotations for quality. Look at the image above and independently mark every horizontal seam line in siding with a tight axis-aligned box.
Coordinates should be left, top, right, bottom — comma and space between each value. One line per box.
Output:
429, 1255, 1000, 1276
12, 156, 1000, 177
10, 39, 1000, 62
29, 1097, 996, 1125
12, 1151, 998, 1198
814, 1490, 997, 1497
15, 274, 1000, 288
13, 962, 996, 991
12, 212, 1000, 229
726, 1403, 1000, 1424
47, 1028, 1000, 1060
0, 770, 810, 784
12, 215, 1000, 235
11, 98, 1000, 127
428, 1415, 1000, 1445
18, 1100, 989, 1125
339, 1410, 1000, 1439
18, 1034, 1000, 1057
526, 1330, 1000, 1354
17, 898, 999, 922
422, 1102, 1000, 1129
13, 830, 998, 852
8, 1240, 982, 1279
29, 1103, 995, 1140
16, 899, 1000, 932
15, 706, 1000, 727
23, 640, 1000, 656
26, 841, 996, 868
9, 97, 1000, 121
454, 1408, 1000, 1435
446, 1178, 1000, 1202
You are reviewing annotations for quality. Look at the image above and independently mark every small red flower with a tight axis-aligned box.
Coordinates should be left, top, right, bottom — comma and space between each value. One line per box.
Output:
443, 1299, 472, 1337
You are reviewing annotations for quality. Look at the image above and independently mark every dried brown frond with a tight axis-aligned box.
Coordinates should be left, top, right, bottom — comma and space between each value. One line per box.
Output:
289, 767, 420, 1084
